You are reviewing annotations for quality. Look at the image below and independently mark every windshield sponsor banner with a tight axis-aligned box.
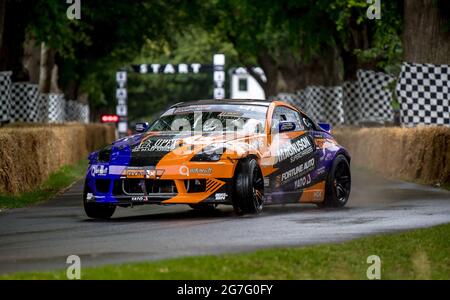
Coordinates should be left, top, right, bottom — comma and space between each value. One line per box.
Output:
132, 138, 179, 152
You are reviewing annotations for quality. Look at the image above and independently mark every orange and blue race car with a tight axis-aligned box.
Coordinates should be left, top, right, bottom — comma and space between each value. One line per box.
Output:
84, 99, 351, 219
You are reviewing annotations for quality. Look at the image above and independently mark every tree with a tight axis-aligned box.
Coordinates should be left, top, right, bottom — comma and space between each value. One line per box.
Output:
196, 0, 341, 96
325, 0, 403, 79
403, 0, 450, 64
0, 0, 33, 80
23, 0, 195, 105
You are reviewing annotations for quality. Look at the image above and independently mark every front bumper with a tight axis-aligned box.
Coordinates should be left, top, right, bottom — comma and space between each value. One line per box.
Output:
85, 161, 235, 205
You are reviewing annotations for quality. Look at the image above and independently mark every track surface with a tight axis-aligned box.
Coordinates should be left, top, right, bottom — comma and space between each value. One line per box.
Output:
1, 168, 449, 274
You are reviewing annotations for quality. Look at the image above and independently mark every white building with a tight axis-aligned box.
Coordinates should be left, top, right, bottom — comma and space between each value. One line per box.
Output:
230, 67, 266, 100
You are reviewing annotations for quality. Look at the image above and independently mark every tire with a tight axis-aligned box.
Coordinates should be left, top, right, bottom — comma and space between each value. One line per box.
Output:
320, 154, 351, 208
189, 204, 217, 211
232, 158, 264, 215
83, 185, 116, 219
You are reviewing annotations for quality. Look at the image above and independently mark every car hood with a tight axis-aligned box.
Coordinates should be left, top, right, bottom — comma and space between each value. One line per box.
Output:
107, 131, 262, 165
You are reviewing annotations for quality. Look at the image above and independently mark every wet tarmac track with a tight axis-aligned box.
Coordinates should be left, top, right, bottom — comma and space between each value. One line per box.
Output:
0, 168, 449, 274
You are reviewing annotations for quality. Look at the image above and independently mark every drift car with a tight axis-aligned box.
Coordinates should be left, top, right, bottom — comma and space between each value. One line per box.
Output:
84, 99, 351, 219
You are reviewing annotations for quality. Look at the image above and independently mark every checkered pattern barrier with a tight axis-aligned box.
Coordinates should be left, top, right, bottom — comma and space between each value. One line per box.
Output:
294, 89, 309, 112
277, 93, 300, 106
0, 71, 12, 123
276, 86, 344, 126
41, 93, 66, 123
320, 86, 344, 125
10, 83, 40, 122
357, 70, 394, 123
272, 91, 308, 112
304, 86, 344, 125
65, 100, 89, 123
304, 86, 324, 122
342, 81, 362, 125
1, 74, 89, 124
396, 62, 450, 127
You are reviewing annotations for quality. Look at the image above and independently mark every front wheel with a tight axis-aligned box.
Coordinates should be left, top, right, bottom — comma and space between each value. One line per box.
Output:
83, 186, 116, 219
232, 158, 264, 215
319, 154, 351, 208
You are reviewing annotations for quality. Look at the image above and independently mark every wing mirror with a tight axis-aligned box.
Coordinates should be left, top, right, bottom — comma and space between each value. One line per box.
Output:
318, 122, 332, 133
278, 121, 296, 133
135, 122, 149, 133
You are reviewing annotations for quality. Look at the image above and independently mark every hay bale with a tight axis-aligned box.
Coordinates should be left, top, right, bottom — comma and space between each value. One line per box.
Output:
333, 127, 450, 186
0, 123, 116, 194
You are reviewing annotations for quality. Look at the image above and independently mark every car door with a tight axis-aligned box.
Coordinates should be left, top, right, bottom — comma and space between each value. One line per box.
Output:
267, 106, 316, 203
299, 112, 335, 185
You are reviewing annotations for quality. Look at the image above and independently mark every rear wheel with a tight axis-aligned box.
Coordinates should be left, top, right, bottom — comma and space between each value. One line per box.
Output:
320, 155, 351, 208
232, 158, 264, 215
83, 185, 116, 219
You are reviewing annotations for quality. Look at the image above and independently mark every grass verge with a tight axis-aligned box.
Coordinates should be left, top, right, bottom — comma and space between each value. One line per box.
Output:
0, 160, 87, 209
1, 223, 449, 280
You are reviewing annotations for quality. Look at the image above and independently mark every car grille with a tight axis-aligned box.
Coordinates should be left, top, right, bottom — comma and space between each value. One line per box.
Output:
122, 179, 177, 195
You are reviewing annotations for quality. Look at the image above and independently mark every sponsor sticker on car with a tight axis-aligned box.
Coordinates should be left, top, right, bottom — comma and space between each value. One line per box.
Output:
124, 167, 164, 179
126, 168, 146, 178
131, 196, 148, 202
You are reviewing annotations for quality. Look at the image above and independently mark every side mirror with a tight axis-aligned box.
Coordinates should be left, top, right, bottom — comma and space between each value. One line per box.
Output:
278, 121, 296, 133
135, 122, 149, 133
318, 122, 332, 133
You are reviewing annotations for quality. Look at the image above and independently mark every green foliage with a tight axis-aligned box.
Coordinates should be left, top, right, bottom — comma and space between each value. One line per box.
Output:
207, 0, 336, 64
25, 0, 202, 111
27, 0, 90, 59
22, 0, 406, 113
326, 0, 403, 72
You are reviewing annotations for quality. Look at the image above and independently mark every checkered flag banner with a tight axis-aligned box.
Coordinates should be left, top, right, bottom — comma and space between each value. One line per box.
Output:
277, 91, 309, 112
276, 87, 344, 126
10, 83, 41, 122
321, 86, 344, 125
0, 71, 12, 123
65, 100, 90, 123
43, 93, 65, 123
295, 89, 309, 112
396, 62, 450, 127
342, 81, 362, 125
37, 94, 49, 123
277, 93, 300, 106
304, 86, 324, 122
79, 103, 89, 123
304, 86, 344, 125
357, 70, 394, 123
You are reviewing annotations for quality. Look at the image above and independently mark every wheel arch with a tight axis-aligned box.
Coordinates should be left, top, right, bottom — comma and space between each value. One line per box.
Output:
336, 149, 351, 165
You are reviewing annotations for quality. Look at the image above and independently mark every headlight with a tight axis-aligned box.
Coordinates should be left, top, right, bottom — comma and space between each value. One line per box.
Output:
97, 145, 112, 163
191, 144, 225, 162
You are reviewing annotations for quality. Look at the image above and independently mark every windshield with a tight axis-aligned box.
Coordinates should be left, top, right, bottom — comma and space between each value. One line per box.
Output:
149, 104, 268, 133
